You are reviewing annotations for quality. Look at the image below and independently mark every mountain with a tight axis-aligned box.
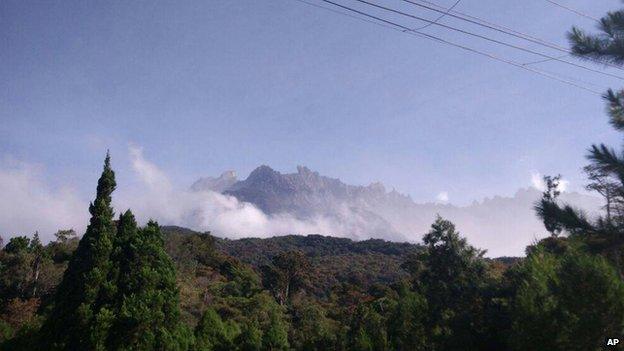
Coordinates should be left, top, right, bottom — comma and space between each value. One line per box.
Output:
191, 165, 603, 256
190, 170, 238, 193
194, 165, 407, 242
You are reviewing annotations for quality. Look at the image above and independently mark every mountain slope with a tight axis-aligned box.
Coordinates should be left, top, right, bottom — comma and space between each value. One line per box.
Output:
191, 166, 602, 256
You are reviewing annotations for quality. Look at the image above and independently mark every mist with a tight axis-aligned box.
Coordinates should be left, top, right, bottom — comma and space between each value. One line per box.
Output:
0, 147, 604, 256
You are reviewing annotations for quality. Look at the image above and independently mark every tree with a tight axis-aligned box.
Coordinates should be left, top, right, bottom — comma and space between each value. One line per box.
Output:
1, 237, 33, 299
194, 308, 236, 351
539, 175, 563, 236
262, 309, 289, 351
108, 217, 191, 351
536, 3, 624, 273
28, 233, 43, 298
346, 304, 387, 351
38, 153, 117, 350
236, 320, 263, 351
54, 229, 77, 244
387, 292, 427, 351
261, 251, 310, 306
288, 298, 337, 351
406, 217, 488, 350
584, 164, 622, 222
3, 237, 30, 255
509, 249, 560, 351
511, 248, 624, 351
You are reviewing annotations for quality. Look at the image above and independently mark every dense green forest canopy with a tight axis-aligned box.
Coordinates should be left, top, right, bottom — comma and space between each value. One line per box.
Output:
4, 3, 624, 350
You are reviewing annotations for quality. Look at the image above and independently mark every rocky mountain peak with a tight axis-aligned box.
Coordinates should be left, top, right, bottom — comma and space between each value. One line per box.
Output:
190, 170, 238, 193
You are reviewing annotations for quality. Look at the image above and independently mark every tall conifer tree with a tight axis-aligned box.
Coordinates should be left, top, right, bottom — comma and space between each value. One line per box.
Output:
39, 153, 117, 350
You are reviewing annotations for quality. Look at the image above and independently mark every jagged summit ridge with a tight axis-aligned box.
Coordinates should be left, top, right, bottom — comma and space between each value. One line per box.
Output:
190, 165, 602, 256
190, 170, 237, 193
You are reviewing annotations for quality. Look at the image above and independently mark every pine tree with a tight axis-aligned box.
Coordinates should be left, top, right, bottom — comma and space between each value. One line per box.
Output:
39, 153, 117, 350
536, 4, 624, 273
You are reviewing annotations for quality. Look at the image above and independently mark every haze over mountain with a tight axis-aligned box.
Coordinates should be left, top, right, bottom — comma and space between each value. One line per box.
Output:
191, 165, 602, 257
0, 147, 602, 257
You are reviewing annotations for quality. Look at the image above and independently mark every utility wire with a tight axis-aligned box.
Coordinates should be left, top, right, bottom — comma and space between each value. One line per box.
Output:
352, 0, 624, 80
401, 0, 568, 52
523, 54, 569, 66
542, 0, 600, 22
408, 0, 462, 31
294, 0, 398, 30
402, 0, 623, 71
301, 0, 603, 94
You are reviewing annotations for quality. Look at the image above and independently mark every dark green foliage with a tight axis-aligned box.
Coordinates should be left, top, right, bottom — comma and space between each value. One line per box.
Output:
511, 248, 624, 351
387, 292, 427, 351
262, 309, 289, 351
288, 298, 337, 351
236, 320, 262, 351
30, 155, 192, 351
4, 237, 30, 254
538, 4, 624, 276
347, 304, 387, 351
39, 153, 117, 350
569, 11, 624, 66
261, 250, 310, 305
213, 233, 419, 298
539, 175, 564, 236
108, 218, 190, 350
193, 308, 236, 351
406, 216, 489, 350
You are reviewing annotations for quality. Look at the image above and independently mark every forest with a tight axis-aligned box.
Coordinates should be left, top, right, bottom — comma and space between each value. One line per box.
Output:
3, 5, 624, 351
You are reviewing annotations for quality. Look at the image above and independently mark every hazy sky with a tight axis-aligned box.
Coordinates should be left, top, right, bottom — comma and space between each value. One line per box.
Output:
2, 0, 622, 208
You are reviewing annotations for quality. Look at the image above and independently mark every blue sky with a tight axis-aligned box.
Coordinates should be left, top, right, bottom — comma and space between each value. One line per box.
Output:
1, 0, 623, 207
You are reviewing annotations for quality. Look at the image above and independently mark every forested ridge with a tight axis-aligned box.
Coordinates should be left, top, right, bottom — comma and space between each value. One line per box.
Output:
3, 5, 624, 350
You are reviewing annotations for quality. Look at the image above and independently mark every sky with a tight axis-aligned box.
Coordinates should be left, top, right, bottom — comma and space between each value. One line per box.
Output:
1, 0, 623, 243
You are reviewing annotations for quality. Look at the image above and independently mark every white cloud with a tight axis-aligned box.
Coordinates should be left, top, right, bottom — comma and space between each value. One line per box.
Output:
531, 172, 545, 191
0, 148, 399, 244
531, 172, 569, 192
0, 158, 88, 242
436, 191, 449, 203
118, 146, 383, 240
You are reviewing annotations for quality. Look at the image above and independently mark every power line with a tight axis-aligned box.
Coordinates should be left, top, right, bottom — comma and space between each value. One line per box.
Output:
294, 0, 398, 30
401, 0, 623, 71
408, 0, 462, 31
300, 0, 603, 94
542, 0, 600, 22
401, 0, 568, 52
523, 54, 569, 66
351, 0, 624, 80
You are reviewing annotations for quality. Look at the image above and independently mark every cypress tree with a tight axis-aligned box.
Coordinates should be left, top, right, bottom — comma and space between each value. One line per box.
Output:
108, 219, 190, 350
39, 153, 117, 350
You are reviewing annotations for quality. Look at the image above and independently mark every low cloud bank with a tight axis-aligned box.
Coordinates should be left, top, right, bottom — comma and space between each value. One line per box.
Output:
0, 149, 604, 256
0, 159, 87, 242
119, 146, 386, 240
0, 148, 397, 243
